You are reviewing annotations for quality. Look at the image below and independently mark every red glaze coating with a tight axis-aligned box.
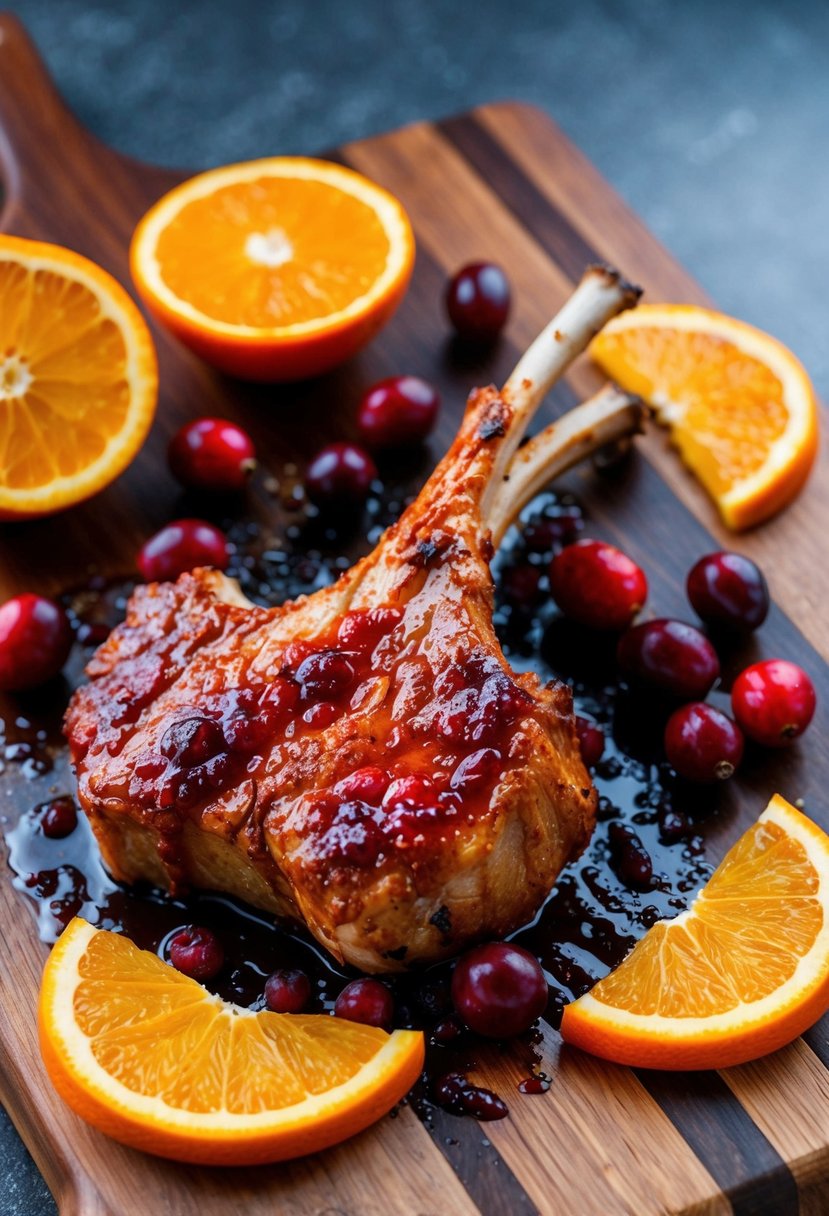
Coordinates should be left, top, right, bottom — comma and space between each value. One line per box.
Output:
549, 540, 647, 631
731, 659, 816, 747
664, 702, 744, 782
0, 594, 72, 691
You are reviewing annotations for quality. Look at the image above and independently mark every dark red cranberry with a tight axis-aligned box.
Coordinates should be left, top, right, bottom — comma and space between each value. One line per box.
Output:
432, 1016, 465, 1045
39, 796, 78, 839
337, 606, 402, 653
664, 702, 744, 782
575, 715, 605, 768
137, 519, 229, 581
295, 650, 356, 701
76, 621, 111, 647
168, 925, 224, 980
383, 773, 436, 808
334, 978, 394, 1031
168, 417, 256, 492
501, 564, 542, 611
264, 968, 311, 1013
0, 594, 72, 691
433, 1072, 509, 1120
617, 619, 720, 700
549, 540, 647, 631
608, 823, 653, 888
305, 442, 377, 506
450, 748, 502, 793
336, 766, 391, 804
451, 942, 547, 1039
731, 659, 816, 747
160, 716, 226, 767
524, 509, 584, 553
687, 551, 769, 632
356, 376, 440, 448
445, 262, 511, 342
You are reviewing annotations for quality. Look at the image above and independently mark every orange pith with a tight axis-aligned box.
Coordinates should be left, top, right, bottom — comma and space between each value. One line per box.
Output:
589, 304, 818, 530
39, 919, 424, 1164
0, 236, 157, 518
130, 158, 415, 381
561, 795, 829, 1070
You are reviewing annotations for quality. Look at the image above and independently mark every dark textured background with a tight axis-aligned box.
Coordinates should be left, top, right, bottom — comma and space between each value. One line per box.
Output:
1, 1, 827, 1210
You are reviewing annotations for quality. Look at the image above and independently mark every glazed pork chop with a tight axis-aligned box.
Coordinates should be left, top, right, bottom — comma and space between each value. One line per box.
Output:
65, 266, 642, 972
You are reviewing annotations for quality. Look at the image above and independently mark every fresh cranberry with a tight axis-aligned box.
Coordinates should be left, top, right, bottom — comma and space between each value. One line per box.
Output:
433, 1072, 509, 1120
383, 773, 436, 808
450, 748, 502, 793
451, 942, 547, 1038
305, 442, 377, 506
548, 540, 647, 631
168, 925, 224, 980
608, 823, 653, 888
356, 376, 440, 448
664, 703, 744, 782
501, 564, 542, 611
732, 659, 816, 747
617, 619, 720, 700
168, 417, 256, 492
575, 715, 605, 768
39, 796, 78, 839
334, 978, 394, 1031
295, 650, 356, 701
445, 262, 511, 341
687, 551, 769, 632
337, 606, 402, 653
264, 968, 311, 1013
336, 766, 391, 804
160, 716, 226, 767
0, 594, 72, 691
137, 519, 229, 581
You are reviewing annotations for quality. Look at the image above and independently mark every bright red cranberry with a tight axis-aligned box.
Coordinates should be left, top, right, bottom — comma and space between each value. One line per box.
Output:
334, 978, 394, 1031
450, 748, 503, 793
168, 925, 224, 980
305, 442, 377, 506
336, 766, 391, 804
549, 540, 647, 631
0, 594, 72, 691
40, 796, 78, 839
295, 650, 356, 701
383, 773, 436, 808
664, 703, 744, 782
138, 519, 229, 581
451, 942, 547, 1039
687, 551, 769, 632
168, 417, 256, 492
160, 716, 226, 767
608, 823, 653, 888
617, 619, 720, 700
357, 376, 440, 448
337, 606, 402, 653
445, 262, 511, 342
264, 968, 311, 1013
575, 715, 605, 768
732, 659, 816, 747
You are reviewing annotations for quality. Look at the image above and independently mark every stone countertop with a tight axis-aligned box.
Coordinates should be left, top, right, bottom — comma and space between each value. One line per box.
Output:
2, 0, 827, 1211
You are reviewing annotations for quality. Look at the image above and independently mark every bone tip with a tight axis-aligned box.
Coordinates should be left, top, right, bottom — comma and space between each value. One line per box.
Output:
585, 262, 643, 307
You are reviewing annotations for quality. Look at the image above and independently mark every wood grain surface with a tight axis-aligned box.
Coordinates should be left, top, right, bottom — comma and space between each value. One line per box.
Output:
0, 11, 827, 1215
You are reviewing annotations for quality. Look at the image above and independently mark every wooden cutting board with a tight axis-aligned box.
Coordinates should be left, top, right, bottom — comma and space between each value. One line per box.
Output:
1, 12, 828, 1215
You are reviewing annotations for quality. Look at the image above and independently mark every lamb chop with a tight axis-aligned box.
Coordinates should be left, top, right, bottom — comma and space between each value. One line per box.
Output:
65, 266, 642, 972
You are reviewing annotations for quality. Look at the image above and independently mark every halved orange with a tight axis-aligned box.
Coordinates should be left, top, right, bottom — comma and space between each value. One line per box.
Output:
130, 158, 415, 381
39, 919, 424, 1164
0, 235, 157, 519
589, 304, 819, 530
561, 795, 829, 1070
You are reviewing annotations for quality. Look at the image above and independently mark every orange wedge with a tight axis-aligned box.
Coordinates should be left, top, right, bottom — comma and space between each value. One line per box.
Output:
561, 795, 829, 1070
130, 158, 415, 381
589, 304, 819, 530
0, 235, 157, 519
39, 919, 424, 1164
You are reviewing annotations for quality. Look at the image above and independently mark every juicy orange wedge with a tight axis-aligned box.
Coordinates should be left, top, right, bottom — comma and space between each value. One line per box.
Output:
130, 158, 415, 381
589, 304, 819, 531
0, 235, 157, 519
39, 919, 424, 1164
561, 795, 829, 1070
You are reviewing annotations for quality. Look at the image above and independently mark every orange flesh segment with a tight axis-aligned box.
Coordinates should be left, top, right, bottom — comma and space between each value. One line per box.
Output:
153, 177, 392, 328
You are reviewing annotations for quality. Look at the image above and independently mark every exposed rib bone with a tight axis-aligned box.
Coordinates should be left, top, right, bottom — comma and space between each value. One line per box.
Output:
488, 385, 645, 546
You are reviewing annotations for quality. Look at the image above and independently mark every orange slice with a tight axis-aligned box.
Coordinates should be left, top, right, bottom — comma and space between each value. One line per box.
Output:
39, 919, 424, 1164
130, 158, 415, 381
589, 304, 819, 530
0, 235, 157, 519
561, 795, 829, 1069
